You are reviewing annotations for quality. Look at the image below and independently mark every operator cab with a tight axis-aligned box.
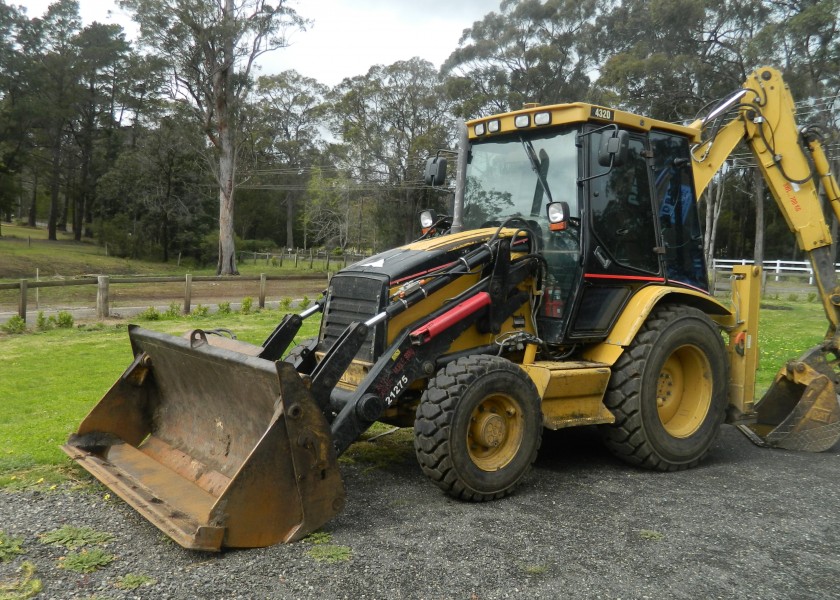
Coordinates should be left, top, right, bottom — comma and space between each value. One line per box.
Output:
424, 105, 709, 347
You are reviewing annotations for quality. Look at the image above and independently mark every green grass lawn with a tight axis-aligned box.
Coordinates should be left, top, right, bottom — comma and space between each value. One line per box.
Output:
0, 309, 321, 486
0, 223, 331, 281
0, 298, 830, 488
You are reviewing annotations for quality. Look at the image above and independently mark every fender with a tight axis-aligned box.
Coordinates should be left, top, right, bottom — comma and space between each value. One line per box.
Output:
581, 285, 731, 365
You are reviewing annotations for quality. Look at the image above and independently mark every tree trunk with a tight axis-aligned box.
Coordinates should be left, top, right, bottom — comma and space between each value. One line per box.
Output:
216, 0, 238, 276
752, 168, 765, 265
703, 174, 725, 267
28, 171, 37, 228
285, 192, 295, 249
48, 128, 62, 241
217, 144, 238, 275
403, 188, 414, 244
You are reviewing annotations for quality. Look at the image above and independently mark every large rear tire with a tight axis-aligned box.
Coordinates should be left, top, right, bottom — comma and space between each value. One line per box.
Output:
414, 355, 543, 501
601, 304, 727, 471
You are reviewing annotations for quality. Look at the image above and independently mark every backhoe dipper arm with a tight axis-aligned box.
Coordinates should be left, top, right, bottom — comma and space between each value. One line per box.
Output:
693, 67, 840, 452
690, 66, 840, 341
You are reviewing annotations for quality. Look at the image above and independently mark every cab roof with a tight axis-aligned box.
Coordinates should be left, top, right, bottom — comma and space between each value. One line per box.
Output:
467, 102, 702, 143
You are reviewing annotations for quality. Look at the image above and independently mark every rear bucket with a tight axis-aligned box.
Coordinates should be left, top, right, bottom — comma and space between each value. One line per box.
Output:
62, 325, 345, 551
739, 346, 840, 452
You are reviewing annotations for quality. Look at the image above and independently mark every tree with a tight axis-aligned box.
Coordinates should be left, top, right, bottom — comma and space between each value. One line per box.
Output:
70, 22, 132, 240
592, 0, 765, 120
247, 70, 328, 249
120, 0, 307, 274
97, 111, 212, 260
329, 58, 454, 246
442, 0, 598, 116
19, 0, 84, 240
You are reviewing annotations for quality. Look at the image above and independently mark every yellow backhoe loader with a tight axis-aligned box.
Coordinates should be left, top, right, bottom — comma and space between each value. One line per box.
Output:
64, 67, 840, 551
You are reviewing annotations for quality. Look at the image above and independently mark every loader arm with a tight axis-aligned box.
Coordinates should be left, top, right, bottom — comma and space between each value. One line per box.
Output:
690, 66, 840, 451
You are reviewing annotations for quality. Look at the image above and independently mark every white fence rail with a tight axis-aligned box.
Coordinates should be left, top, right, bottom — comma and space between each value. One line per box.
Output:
711, 258, 820, 285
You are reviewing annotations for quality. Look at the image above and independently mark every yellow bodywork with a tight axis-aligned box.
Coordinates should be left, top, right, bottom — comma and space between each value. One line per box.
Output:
520, 361, 615, 430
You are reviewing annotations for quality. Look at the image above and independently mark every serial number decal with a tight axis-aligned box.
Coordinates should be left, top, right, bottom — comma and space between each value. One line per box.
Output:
590, 107, 614, 121
386, 374, 410, 405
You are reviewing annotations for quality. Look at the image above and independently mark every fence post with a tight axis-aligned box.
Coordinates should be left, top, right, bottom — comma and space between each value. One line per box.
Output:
325, 253, 331, 270
259, 273, 266, 309
18, 279, 27, 322
184, 274, 193, 314
309, 249, 314, 269
96, 276, 110, 319
294, 251, 299, 268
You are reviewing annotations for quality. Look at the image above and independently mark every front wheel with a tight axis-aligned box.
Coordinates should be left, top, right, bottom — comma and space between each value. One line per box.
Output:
414, 355, 543, 501
601, 304, 727, 471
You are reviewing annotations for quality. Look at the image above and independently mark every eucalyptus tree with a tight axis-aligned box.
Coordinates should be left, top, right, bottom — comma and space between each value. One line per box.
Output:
245, 70, 328, 248
442, 0, 598, 117
329, 57, 454, 245
591, 0, 771, 120
120, 0, 308, 274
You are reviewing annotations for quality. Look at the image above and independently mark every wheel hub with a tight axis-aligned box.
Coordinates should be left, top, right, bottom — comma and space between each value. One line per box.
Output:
656, 344, 713, 438
474, 412, 505, 447
467, 395, 524, 471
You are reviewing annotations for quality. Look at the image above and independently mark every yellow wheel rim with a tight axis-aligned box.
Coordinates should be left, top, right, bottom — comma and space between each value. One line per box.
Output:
467, 393, 524, 471
656, 344, 713, 438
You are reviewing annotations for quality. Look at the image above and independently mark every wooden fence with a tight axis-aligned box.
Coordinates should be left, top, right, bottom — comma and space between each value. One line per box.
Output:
0, 274, 323, 323
3, 258, 832, 323
237, 249, 370, 270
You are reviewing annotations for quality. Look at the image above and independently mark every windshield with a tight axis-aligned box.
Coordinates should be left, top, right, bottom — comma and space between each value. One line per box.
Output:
462, 128, 580, 233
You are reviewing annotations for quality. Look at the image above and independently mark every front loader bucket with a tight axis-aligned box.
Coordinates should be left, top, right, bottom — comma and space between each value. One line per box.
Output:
739, 346, 840, 452
62, 326, 345, 551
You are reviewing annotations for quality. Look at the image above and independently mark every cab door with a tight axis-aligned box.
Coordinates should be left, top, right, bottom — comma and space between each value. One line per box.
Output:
568, 129, 662, 340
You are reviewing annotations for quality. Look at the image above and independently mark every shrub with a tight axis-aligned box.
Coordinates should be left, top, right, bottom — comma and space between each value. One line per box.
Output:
280, 297, 292, 311
241, 297, 253, 314
1, 315, 27, 334
137, 307, 161, 321
55, 311, 73, 329
36, 311, 53, 331
217, 301, 231, 315
164, 302, 181, 318
788, 293, 799, 302
191, 304, 209, 317
808, 292, 817, 303
298, 295, 311, 310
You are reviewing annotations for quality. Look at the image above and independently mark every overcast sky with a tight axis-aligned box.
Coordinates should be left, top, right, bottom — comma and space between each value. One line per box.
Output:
19, 0, 501, 86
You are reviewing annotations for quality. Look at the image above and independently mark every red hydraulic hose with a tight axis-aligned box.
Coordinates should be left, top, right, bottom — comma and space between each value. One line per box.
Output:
409, 292, 491, 344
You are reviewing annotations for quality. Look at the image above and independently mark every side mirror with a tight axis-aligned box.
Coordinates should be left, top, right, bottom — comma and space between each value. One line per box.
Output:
424, 156, 447, 186
546, 201, 570, 232
598, 129, 629, 168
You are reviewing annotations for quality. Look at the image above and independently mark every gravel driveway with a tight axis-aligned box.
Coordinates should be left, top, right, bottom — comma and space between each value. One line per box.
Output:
1, 425, 838, 599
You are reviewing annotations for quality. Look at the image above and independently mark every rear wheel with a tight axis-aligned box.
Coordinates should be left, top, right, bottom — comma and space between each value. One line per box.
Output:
414, 355, 543, 501
601, 304, 727, 471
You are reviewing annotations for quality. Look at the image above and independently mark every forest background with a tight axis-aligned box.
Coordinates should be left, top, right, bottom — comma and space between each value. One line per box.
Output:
0, 0, 837, 274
